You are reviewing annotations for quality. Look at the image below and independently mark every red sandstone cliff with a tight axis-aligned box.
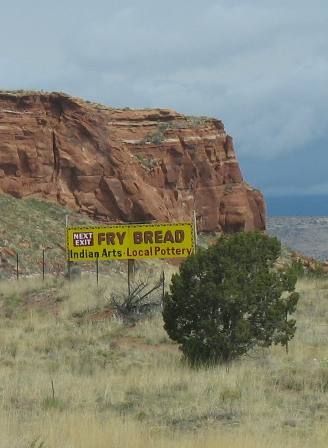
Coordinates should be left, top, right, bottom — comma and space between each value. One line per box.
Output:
0, 91, 265, 232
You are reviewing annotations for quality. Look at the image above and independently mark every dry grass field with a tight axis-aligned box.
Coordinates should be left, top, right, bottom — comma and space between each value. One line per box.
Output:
0, 274, 328, 447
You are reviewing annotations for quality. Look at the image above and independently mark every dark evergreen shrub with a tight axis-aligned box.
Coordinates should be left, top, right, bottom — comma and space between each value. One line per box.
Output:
163, 232, 299, 365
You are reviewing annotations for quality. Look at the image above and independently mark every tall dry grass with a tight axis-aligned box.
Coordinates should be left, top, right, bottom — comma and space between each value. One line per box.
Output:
2, 414, 328, 448
0, 274, 328, 447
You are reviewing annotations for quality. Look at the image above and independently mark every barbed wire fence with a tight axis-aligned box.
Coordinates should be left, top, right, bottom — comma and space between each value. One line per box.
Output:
0, 247, 168, 309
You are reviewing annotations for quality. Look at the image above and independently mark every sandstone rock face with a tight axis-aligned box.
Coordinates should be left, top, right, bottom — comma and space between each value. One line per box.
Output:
0, 91, 265, 232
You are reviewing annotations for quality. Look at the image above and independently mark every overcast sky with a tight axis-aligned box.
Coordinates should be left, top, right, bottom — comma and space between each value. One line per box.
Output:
1, 0, 327, 209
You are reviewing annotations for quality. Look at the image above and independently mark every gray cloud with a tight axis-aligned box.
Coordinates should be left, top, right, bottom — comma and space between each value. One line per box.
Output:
0, 0, 327, 198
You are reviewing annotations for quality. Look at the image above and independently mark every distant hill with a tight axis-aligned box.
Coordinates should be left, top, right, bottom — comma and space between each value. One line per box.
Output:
267, 216, 328, 260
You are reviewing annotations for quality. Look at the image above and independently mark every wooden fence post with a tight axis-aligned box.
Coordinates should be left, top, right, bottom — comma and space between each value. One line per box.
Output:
127, 259, 135, 296
65, 214, 71, 281
42, 249, 45, 281
16, 253, 19, 280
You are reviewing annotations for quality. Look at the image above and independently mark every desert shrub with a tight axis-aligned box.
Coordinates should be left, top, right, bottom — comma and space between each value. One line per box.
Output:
157, 122, 171, 132
135, 155, 158, 171
290, 260, 305, 278
109, 276, 164, 323
186, 116, 209, 128
163, 232, 299, 365
26, 437, 46, 448
143, 130, 165, 145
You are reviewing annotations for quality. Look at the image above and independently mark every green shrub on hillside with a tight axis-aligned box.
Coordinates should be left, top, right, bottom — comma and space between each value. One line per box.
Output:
163, 232, 299, 365
290, 260, 305, 278
186, 116, 209, 128
135, 155, 158, 172
142, 130, 165, 145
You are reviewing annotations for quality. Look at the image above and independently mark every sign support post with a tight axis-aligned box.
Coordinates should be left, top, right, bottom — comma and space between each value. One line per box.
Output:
127, 259, 135, 296
193, 210, 198, 247
161, 270, 165, 304
65, 214, 71, 281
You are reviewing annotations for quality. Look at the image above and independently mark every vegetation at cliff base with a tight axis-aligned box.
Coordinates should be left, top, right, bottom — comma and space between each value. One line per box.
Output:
0, 195, 92, 276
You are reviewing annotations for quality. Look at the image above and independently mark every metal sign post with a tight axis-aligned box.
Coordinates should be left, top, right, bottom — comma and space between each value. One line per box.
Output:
127, 259, 135, 296
65, 214, 71, 281
193, 210, 198, 247
161, 270, 165, 303
96, 257, 99, 285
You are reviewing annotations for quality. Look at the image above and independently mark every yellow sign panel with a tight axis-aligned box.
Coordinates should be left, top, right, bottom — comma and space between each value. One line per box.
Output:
66, 222, 195, 261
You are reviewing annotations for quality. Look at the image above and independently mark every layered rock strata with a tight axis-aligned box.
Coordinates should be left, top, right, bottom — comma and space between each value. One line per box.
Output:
0, 91, 265, 232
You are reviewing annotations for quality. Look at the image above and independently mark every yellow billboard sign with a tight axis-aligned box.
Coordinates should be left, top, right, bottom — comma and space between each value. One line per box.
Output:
66, 222, 195, 261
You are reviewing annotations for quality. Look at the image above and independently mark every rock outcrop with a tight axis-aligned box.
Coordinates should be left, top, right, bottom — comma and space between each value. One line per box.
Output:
0, 91, 265, 232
